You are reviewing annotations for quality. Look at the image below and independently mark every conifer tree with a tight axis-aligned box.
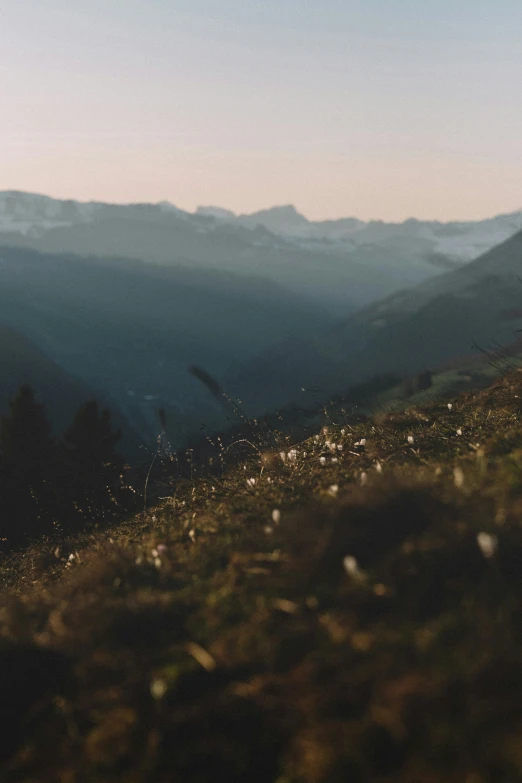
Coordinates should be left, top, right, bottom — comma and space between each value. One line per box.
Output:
61, 400, 126, 520
0, 384, 57, 545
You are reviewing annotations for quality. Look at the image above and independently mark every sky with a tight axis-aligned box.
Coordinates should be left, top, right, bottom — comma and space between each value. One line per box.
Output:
1, 0, 521, 221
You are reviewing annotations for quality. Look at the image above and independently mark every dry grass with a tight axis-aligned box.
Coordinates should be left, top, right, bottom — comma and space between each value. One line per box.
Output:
2, 373, 522, 781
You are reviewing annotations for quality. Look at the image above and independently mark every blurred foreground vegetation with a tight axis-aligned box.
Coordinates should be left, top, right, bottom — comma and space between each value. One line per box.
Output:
2, 370, 522, 781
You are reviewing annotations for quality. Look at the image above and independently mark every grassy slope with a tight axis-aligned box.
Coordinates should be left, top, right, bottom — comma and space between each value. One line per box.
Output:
2, 373, 522, 781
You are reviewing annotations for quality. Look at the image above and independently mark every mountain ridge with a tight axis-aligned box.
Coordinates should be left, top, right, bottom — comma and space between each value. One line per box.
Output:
3, 191, 522, 317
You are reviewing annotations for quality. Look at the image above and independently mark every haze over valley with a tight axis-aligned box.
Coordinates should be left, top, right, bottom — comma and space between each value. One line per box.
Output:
1, 191, 522, 450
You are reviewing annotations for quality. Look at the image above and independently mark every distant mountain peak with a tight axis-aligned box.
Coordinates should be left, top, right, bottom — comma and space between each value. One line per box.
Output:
196, 206, 237, 220
246, 204, 307, 221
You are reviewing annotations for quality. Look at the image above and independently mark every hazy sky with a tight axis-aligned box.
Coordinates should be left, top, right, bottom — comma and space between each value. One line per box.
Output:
1, 1, 521, 220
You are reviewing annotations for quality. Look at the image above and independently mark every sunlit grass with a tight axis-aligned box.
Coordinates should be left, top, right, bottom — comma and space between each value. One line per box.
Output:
2, 371, 522, 780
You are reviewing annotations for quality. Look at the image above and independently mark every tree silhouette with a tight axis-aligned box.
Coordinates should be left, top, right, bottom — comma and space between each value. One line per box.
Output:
0, 384, 57, 545
61, 400, 127, 521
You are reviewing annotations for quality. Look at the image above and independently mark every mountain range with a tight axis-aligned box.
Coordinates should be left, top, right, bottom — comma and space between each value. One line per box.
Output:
2, 191, 521, 316
2, 191, 522, 454
228, 228, 522, 413
0, 245, 331, 449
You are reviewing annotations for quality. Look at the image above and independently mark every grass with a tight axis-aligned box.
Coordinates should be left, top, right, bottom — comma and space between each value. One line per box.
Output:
2, 371, 522, 780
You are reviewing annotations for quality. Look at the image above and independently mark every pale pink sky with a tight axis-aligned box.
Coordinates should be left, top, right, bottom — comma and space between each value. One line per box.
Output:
1, 1, 521, 221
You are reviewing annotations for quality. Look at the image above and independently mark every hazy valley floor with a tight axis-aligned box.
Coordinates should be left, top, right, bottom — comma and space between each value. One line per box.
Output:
2, 372, 522, 781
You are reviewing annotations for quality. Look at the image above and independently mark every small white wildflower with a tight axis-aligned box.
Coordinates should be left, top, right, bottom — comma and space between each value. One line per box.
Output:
267, 476, 272, 483
151, 548, 159, 557
477, 532, 498, 559
328, 484, 339, 497
343, 555, 360, 577
453, 466, 465, 488
360, 472, 368, 486
314, 435, 320, 444
341, 429, 346, 436
375, 461, 383, 474
407, 435, 414, 445
456, 428, 463, 436
150, 678, 168, 700
246, 477, 257, 488
287, 449, 298, 463
272, 509, 281, 525
302, 451, 307, 458
331, 456, 339, 463
355, 438, 366, 447
68, 553, 75, 562
320, 456, 327, 465
279, 451, 286, 463
189, 529, 196, 543
447, 403, 453, 411
151, 514, 157, 523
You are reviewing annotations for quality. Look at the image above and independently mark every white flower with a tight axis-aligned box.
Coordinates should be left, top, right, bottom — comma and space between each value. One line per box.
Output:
375, 461, 383, 474
320, 456, 327, 465
272, 509, 281, 524
328, 484, 339, 497
477, 532, 497, 559
447, 403, 453, 411
456, 428, 463, 436
453, 466, 464, 488
150, 678, 168, 700
279, 451, 286, 463
354, 438, 366, 447
189, 529, 196, 543
331, 457, 339, 463
343, 555, 360, 577
246, 477, 257, 488
287, 449, 298, 463
407, 435, 414, 445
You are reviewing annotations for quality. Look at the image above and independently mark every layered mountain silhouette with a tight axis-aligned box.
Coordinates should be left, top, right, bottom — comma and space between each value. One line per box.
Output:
0, 325, 95, 430
3, 192, 520, 316
0, 245, 332, 447
228, 229, 522, 413
2, 192, 522, 450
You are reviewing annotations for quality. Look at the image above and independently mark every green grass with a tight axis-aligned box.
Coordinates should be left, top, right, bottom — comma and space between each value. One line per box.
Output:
2, 371, 522, 781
